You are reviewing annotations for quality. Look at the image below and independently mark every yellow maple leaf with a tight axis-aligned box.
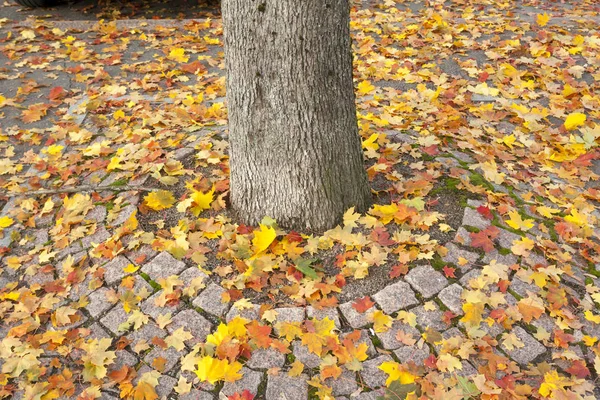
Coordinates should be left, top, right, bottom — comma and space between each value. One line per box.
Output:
195, 357, 241, 384
144, 190, 176, 211
166, 327, 192, 351
357, 80, 375, 95
536, 13, 550, 27
564, 112, 586, 130
379, 361, 417, 386
511, 236, 535, 256
190, 187, 214, 216
288, 360, 305, 377
436, 354, 462, 373
370, 310, 393, 333
504, 210, 535, 231
362, 133, 380, 151
539, 370, 571, 397
252, 224, 276, 255
0, 216, 14, 229
123, 263, 139, 274
168, 48, 189, 63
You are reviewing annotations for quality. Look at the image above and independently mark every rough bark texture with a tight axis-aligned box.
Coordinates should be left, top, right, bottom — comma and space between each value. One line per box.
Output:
222, 0, 371, 231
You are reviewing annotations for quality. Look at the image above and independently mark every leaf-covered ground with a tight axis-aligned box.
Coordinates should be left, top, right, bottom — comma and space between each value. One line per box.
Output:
1, 0, 600, 399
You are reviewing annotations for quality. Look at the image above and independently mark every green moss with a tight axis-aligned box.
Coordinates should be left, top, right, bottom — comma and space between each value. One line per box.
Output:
430, 256, 447, 271
467, 172, 494, 191
257, 2, 266, 12
109, 178, 128, 187
139, 272, 161, 291
498, 247, 512, 256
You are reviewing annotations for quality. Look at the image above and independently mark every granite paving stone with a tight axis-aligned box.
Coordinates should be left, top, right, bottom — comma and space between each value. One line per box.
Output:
167, 309, 213, 346
221, 367, 263, 397
339, 301, 375, 329
226, 303, 261, 322
376, 320, 420, 350
360, 355, 393, 388
481, 250, 517, 266
101, 255, 130, 286
87, 287, 115, 318
246, 348, 286, 370
442, 243, 479, 272
127, 321, 168, 348
292, 340, 322, 369
192, 282, 230, 317
496, 229, 522, 249
325, 369, 358, 396
143, 346, 183, 372
140, 291, 184, 321
438, 284, 464, 315
372, 281, 419, 314
266, 373, 308, 400
112, 350, 138, 370
501, 326, 546, 365
405, 265, 448, 298
81, 226, 111, 249
462, 207, 491, 230
179, 390, 214, 400
100, 306, 129, 335
393, 345, 431, 366
307, 306, 341, 328
454, 227, 472, 246
412, 304, 448, 332
140, 251, 187, 281
136, 366, 177, 398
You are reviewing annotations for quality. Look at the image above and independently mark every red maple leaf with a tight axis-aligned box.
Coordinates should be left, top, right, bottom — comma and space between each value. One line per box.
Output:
477, 205, 494, 220
442, 266, 456, 278
389, 264, 408, 278
470, 226, 500, 252
566, 360, 591, 378
228, 390, 255, 400
247, 321, 272, 348
352, 296, 375, 313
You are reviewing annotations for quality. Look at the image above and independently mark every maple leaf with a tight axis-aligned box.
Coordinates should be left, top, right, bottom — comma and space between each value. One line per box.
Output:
165, 327, 192, 351
228, 391, 255, 400
144, 190, 176, 211
442, 265, 456, 278
536, 13, 550, 26
504, 211, 534, 231
21, 103, 48, 123
470, 226, 499, 252
81, 338, 116, 381
352, 296, 375, 313
251, 224, 276, 255
564, 112, 586, 130
357, 80, 375, 95
288, 360, 304, 377
476, 205, 494, 220
190, 187, 214, 216
379, 361, 417, 386
168, 48, 189, 63
0, 216, 14, 229
370, 310, 393, 333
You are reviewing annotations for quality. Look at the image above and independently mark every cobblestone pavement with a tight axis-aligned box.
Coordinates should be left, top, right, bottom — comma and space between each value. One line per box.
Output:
1, 0, 600, 399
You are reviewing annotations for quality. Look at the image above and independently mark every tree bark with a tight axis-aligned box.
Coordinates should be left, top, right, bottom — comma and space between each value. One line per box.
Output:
222, 0, 370, 231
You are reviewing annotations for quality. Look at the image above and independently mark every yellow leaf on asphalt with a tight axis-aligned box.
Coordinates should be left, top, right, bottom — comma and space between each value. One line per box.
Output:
536, 13, 550, 27
357, 80, 375, 95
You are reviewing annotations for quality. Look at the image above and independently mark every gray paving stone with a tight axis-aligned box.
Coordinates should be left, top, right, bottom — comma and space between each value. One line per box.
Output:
360, 355, 393, 389
438, 284, 464, 315
523, 252, 548, 268
466, 199, 484, 208
144, 346, 183, 373
393, 345, 430, 366
372, 281, 419, 314
87, 287, 115, 318
101, 256, 130, 286
496, 229, 522, 249
81, 226, 111, 249
405, 265, 448, 298
227, 303, 260, 322
179, 390, 214, 400
454, 227, 472, 246
273, 307, 305, 325
127, 321, 167, 348
266, 373, 308, 400
100, 306, 129, 335
222, 367, 263, 397
192, 283, 230, 317
167, 309, 212, 346
109, 204, 137, 228
88, 323, 111, 340
442, 243, 479, 272
501, 326, 546, 365
113, 350, 138, 370
292, 340, 322, 369
86, 206, 107, 224
462, 207, 491, 230
459, 269, 482, 288
413, 304, 448, 332
339, 302, 375, 329
481, 250, 517, 266
376, 320, 420, 350
247, 348, 286, 370
307, 306, 341, 328
325, 369, 358, 396
124, 244, 158, 265
140, 291, 183, 321
510, 276, 540, 298
141, 251, 187, 281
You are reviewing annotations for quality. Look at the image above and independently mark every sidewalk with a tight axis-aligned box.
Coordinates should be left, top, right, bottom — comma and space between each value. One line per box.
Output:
1, 1, 599, 399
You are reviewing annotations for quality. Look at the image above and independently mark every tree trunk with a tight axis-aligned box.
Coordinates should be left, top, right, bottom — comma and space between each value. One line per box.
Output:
222, 0, 371, 231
